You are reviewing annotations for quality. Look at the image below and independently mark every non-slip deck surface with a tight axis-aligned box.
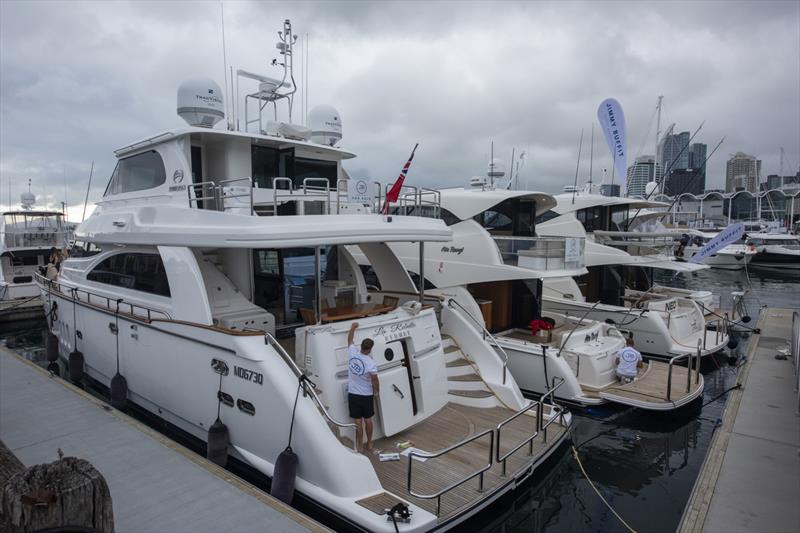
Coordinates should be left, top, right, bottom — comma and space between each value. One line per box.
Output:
603, 361, 702, 404
364, 402, 567, 521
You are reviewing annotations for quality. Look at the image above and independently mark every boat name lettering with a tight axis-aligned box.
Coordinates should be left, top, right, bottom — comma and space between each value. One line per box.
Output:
441, 246, 464, 255
233, 365, 263, 385
372, 321, 417, 341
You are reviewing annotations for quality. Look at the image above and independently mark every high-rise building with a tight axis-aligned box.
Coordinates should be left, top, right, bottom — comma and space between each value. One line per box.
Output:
688, 143, 707, 171
725, 152, 761, 193
664, 168, 704, 196
661, 131, 690, 173
626, 155, 663, 197
765, 172, 800, 191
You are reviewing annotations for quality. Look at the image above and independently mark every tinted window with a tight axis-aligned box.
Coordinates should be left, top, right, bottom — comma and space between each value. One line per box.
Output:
105, 151, 166, 196
70, 241, 102, 257
87, 253, 171, 296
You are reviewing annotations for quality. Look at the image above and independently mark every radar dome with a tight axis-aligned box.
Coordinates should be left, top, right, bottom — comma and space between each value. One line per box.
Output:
177, 78, 225, 128
20, 191, 36, 209
308, 105, 342, 146
644, 182, 659, 196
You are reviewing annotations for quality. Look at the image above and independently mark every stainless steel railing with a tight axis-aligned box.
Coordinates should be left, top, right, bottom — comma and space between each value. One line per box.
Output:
666, 340, 702, 401
264, 333, 358, 451
188, 178, 254, 214
34, 272, 172, 321
406, 429, 494, 516
447, 298, 508, 384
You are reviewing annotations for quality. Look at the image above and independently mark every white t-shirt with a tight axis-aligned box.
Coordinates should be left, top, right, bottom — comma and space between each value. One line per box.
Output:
348, 344, 378, 396
616, 346, 642, 377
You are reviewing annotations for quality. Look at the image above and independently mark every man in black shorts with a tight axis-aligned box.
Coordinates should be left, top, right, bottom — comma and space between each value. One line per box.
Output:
347, 322, 379, 452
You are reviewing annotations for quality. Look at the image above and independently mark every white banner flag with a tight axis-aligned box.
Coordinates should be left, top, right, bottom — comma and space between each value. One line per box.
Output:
597, 98, 627, 195
689, 223, 745, 264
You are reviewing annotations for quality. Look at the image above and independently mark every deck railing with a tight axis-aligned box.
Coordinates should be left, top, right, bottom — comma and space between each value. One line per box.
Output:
34, 272, 171, 321
406, 428, 494, 516
666, 339, 702, 401
492, 236, 585, 271
188, 178, 254, 214
264, 333, 358, 452
495, 377, 567, 473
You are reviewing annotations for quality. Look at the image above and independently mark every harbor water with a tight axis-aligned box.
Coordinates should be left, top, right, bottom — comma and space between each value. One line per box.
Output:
2, 267, 797, 533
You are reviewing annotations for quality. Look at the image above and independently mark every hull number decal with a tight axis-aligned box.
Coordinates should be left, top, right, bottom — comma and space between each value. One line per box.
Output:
234, 365, 263, 385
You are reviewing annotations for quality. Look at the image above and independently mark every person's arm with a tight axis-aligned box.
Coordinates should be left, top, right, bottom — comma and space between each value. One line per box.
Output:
370, 373, 380, 395
347, 322, 358, 346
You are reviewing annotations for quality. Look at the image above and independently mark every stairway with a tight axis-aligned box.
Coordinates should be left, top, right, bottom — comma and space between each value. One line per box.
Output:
441, 335, 500, 408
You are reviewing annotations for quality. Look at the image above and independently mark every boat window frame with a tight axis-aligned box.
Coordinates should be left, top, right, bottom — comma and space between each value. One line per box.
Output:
103, 150, 167, 196
86, 252, 172, 297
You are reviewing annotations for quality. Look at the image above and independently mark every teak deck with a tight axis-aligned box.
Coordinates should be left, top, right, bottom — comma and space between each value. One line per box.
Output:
358, 402, 567, 521
603, 361, 702, 405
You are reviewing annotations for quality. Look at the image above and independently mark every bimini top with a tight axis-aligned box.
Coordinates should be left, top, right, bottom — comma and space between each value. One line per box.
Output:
552, 192, 668, 214
77, 206, 451, 248
114, 126, 357, 160
584, 240, 707, 272
438, 187, 556, 221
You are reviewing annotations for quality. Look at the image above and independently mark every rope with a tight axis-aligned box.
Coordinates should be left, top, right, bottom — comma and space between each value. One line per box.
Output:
571, 445, 638, 533
0, 294, 40, 313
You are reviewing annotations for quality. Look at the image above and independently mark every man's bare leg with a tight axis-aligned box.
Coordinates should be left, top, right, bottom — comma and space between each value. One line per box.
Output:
365, 418, 374, 451
355, 418, 364, 451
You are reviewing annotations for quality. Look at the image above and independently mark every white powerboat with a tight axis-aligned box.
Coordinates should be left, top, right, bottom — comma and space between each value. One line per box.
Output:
536, 191, 729, 360
1, 187, 68, 320
362, 180, 703, 410
38, 30, 570, 530
673, 230, 757, 270
746, 233, 800, 271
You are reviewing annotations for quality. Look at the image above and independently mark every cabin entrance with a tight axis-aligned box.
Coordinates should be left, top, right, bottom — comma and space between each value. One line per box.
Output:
468, 279, 543, 334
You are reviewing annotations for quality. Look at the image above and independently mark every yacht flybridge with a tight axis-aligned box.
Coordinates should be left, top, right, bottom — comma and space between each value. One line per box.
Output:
536, 191, 729, 360
358, 182, 703, 411
38, 29, 570, 530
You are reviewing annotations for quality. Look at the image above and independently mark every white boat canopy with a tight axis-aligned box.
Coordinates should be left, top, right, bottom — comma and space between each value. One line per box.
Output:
439, 188, 557, 221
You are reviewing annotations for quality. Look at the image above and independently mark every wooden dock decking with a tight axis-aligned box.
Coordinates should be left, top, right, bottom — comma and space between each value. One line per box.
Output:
0, 346, 327, 533
360, 402, 568, 521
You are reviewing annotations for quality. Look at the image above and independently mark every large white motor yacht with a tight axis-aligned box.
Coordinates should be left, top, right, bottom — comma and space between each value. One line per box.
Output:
361, 181, 703, 410
38, 52, 570, 530
746, 233, 800, 271
1, 188, 68, 303
535, 191, 729, 360
673, 229, 757, 270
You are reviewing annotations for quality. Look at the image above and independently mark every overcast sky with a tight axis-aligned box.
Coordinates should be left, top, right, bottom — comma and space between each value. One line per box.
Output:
1, 0, 798, 220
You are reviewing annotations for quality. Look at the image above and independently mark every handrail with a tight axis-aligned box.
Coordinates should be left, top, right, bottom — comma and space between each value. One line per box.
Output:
34, 272, 172, 321
407, 428, 494, 516
495, 376, 566, 476
447, 298, 508, 384
665, 344, 700, 401
264, 333, 358, 451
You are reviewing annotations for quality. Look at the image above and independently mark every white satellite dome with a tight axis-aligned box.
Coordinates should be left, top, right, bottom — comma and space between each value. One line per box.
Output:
308, 105, 342, 147
487, 157, 505, 178
177, 78, 225, 128
645, 182, 659, 196
20, 191, 36, 209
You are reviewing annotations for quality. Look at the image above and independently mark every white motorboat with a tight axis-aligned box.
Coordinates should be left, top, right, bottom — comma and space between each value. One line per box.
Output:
363, 181, 703, 410
38, 30, 570, 530
535, 191, 729, 360
746, 233, 800, 271
1, 187, 68, 306
673, 229, 756, 270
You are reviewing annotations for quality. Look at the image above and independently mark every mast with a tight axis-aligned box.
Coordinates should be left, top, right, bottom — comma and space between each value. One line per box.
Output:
655, 95, 664, 193
588, 122, 594, 192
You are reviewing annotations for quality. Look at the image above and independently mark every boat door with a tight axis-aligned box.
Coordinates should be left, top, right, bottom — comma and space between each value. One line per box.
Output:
374, 339, 417, 436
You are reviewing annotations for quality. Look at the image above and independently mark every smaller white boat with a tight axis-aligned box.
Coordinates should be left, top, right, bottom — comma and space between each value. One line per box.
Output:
674, 230, 757, 270
746, 233, 800, 271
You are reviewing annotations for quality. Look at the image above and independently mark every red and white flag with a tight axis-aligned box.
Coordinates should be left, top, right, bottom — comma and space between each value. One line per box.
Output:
382, 143, 419, 214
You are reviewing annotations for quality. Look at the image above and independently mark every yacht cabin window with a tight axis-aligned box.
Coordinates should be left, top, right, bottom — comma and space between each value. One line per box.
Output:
251, 145, 337, 190
70, 241, 103, 258
87, 253, 171, 297
473, 198, 537, 236
104, 150, 167, 195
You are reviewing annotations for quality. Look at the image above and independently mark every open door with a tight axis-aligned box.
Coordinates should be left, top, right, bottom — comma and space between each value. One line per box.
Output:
375, 339, 417, 436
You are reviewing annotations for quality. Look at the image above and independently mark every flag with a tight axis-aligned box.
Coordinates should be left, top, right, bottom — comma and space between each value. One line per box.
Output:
382, 143, 419, 214
596, 98, 627, 195
689, 223, 745, 264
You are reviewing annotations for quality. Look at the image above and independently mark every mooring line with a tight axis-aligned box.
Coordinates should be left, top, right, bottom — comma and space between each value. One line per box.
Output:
571, 445, 637, 533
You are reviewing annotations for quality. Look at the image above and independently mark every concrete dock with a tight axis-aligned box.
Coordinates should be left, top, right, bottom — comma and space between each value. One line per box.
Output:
0, 346, 328, 533
679, 307, 800, 533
